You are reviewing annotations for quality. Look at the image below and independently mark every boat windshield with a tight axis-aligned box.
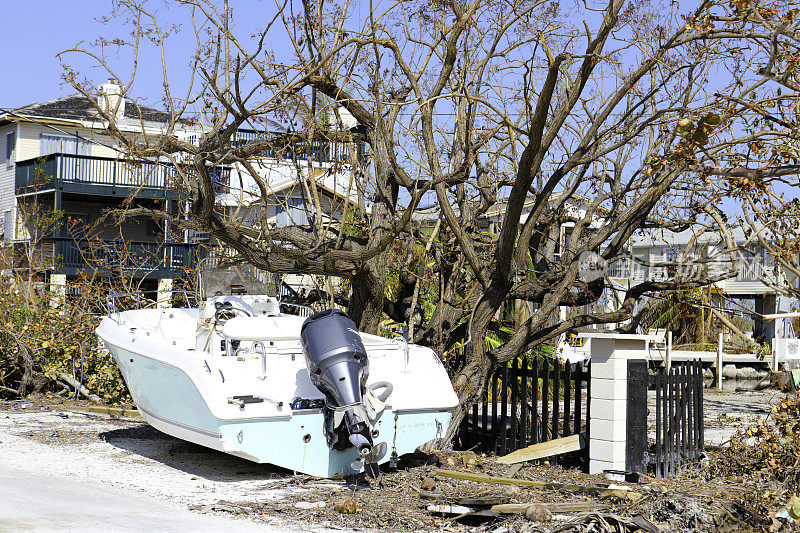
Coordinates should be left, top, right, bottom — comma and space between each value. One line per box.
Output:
197, 257, 278, 299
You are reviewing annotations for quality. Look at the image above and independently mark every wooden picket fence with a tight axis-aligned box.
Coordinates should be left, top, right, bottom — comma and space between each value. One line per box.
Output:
457, 357, 590, 458
651, 359, 704, 476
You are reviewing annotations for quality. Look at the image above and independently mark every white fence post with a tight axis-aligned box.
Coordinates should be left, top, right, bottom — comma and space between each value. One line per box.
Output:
772, 339, 779, 372
666, 331, 673, 371
716, 332, 724, 390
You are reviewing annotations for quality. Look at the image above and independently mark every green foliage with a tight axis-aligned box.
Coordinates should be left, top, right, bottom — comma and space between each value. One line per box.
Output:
0, 277, 129, 403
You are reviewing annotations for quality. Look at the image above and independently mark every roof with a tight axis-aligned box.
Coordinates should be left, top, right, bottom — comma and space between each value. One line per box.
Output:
1, 93, 186, 127
628, 226, 768, 247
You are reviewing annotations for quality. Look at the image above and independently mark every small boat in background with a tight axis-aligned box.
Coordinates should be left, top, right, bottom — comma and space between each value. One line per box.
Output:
96, 259, 458, 477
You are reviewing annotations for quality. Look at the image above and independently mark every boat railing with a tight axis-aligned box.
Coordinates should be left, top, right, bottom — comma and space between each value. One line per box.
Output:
105, 290, 200, 324
280, 301, 315, 317
105, 289, 315, 323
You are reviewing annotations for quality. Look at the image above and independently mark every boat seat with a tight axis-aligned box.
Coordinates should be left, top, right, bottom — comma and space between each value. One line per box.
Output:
222, 316, 301, 342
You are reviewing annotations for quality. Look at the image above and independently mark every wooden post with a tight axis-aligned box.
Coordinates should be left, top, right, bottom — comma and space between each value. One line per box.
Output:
772, 339, 779, 372
716, 332, 724, 390
626, 360, 648, 474
666, 331, 673, 371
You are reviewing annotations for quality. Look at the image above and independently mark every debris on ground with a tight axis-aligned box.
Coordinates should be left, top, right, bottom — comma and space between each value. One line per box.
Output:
4, 393, 800, 532
716, 392, 800, 491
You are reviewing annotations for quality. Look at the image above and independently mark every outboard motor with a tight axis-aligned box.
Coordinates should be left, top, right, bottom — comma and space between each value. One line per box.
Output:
301, 309, 388, 477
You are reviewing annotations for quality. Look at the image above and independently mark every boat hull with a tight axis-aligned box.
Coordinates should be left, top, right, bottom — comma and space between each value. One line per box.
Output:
109, 343, 451, 477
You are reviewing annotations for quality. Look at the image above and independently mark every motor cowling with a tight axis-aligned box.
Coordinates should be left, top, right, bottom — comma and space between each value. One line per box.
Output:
301, 309, 369, 409
300, 309, 372, 440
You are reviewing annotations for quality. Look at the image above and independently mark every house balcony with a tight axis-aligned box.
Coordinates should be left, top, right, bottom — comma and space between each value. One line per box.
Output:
15, 154, 231, 199
14, 237, 200, 279
607, 256, 776, 295
227, 129, 367, 164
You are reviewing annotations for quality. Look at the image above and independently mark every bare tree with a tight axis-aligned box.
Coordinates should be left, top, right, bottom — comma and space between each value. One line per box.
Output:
63, 0, 800, 443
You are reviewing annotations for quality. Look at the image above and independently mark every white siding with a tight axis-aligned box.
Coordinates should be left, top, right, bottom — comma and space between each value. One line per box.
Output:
16, 123, 122, 161
0, 124, 18, 242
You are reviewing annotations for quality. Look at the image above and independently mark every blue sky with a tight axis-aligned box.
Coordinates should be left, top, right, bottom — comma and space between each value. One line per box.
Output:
0, 1, 278, 110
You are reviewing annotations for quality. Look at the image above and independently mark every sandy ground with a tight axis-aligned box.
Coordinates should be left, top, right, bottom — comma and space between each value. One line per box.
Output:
647, 388, 779, 445
0, 403, 348, 532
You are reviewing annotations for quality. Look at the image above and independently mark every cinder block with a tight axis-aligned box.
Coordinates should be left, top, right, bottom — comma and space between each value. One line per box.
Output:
588, 338, 615, 364
589, 398, 626, 421
589, 458, 626, 475
590, 377, 627, 400
590, 418, 626, 441
589, 438, 627, 464
590, 360, 628, 380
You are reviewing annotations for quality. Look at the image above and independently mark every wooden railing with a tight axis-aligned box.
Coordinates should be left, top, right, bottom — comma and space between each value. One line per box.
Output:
651, 360, 704, 476
15, 154, 230, 198
457, 357, 590, 458
53, 238, 199, 277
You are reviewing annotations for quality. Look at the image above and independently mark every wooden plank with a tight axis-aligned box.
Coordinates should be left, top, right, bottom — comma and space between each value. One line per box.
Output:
495, 434, 584, 465
532, 357, 539, 443
564, 363, 572, 437
434, 469, 618, 495
490, 502, 610, 515
626, 360, 648, 474
491, 370, 499, 453
572, 363, 584, 435
482, 376, 489, 452
500, 364, 508, 455
67, 405, 142, 420
510, 359, 518, 452
542, 358, 550, 441
573, 363, 581, 436
553, 361, 561, 438
520, 357, 528, 449
655, 369, 662, 476
687, 362, 694, 461
584, 362, 591, 466
681, 363, 687, 464
426, 504, 496, 517
667, 365, 674, 475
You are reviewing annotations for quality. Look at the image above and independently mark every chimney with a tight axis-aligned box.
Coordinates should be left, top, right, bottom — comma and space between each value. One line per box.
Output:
98, 78, 126, 120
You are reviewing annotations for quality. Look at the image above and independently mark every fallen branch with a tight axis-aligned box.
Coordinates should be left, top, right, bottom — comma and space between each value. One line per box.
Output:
0, 384, 21, 396
57, 373, 102, 403
0, 327, 34, 395
434, 469, 618, 495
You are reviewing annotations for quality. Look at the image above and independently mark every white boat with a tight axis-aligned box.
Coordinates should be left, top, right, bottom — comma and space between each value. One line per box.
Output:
96, 260, 458, 478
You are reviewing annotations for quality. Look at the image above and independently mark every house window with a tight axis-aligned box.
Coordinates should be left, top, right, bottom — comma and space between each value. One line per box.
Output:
5, 131, 15, 167
39, 133, 91, 157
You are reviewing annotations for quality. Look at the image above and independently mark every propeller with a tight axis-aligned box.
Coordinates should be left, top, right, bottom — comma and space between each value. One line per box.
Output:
348, 437, 388, 478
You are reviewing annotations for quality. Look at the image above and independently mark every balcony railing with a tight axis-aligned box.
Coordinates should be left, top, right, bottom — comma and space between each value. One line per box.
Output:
36, 238, 199, 278
16, 154, 181, 198
15, 154, 231, 199
227, 129, 366, 164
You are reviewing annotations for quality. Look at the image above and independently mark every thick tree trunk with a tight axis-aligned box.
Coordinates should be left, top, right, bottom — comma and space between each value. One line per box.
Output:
422, 339, 493, 450
348, 270, 385, 335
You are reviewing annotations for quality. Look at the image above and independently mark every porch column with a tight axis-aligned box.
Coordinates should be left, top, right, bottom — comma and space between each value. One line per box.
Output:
49, 273, 67, 308
157, 277, 173, 308
580, 332, 654, 475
